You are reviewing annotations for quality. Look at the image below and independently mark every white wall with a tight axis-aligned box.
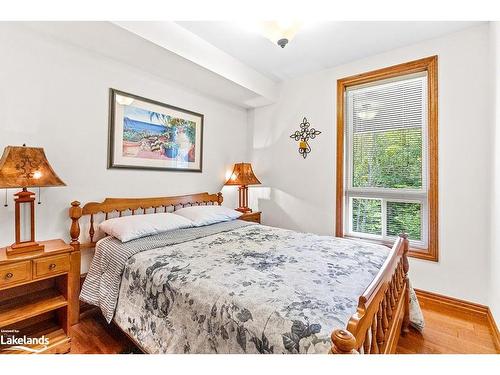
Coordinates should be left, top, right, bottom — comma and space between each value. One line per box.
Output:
1, 22, 497, 310
490, 21, 500, 323
0, 23, 248, 270
248, 24, 493, 305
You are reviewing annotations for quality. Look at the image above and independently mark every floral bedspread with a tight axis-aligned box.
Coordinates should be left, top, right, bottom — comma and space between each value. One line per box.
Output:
111, 223, 422, 353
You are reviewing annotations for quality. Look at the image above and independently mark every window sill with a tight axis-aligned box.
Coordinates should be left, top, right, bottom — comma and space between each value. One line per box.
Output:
408, 249, 438, 262
341, 234, 438, 262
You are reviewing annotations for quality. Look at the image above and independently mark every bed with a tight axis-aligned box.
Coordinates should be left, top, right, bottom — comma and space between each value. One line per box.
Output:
70, 192, 421, 354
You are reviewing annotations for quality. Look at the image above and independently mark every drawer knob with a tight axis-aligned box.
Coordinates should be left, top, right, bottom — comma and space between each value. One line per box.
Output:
5, 272, 13, 279
49, 263, 57, 270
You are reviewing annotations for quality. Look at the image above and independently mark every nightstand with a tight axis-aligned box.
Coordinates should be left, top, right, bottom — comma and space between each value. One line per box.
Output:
239, 211, 261, 224
0, 239, 80, 354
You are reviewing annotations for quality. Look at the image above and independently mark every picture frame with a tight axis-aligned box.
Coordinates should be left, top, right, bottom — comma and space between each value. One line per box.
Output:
108, 88, 204, 172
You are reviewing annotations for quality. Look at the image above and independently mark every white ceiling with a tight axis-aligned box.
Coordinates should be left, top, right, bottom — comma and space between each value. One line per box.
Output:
23, 21, 277, 108
177, 21, 484, 82
23, 21, 486, 109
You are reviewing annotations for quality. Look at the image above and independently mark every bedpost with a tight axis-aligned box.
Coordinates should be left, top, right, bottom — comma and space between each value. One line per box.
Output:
401, 233, 410, 335
217, 192, 223, 205
69, 201, 82, 251
330, 329, 358, 354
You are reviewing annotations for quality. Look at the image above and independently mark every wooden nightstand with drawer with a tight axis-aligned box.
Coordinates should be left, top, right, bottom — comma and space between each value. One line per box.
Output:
0, 239, 80, 354
239, 211, 261, 224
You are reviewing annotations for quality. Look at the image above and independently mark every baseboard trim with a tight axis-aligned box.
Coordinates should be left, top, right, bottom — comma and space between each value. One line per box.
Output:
415, 289, 500, 351
415, 289, 489, 315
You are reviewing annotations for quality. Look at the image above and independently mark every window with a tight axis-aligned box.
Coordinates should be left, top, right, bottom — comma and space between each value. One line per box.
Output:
336, 56, 438, 261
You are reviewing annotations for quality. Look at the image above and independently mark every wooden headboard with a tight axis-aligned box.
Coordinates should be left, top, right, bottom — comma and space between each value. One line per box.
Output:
69, 192, 223, 250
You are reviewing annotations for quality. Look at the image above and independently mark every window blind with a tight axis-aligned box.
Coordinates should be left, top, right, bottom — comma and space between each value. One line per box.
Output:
345, 73, 428, 244
347, 74, 427, 190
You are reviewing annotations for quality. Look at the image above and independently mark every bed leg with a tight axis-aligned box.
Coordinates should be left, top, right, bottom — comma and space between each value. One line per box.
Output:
329, 329, 358, 354
401, 233, 410, 336
402, 285, 410, 335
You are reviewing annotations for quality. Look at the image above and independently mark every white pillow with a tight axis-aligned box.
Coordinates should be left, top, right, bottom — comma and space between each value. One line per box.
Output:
173, 205, 242, 227
99, 212, 193, 242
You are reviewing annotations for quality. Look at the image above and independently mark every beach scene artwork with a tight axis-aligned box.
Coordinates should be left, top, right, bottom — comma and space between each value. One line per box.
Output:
109, 90, 203, 172
122, 106, 197, 162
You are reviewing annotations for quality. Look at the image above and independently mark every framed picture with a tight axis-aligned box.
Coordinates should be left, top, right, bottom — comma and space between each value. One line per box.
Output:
108, 89, 203, 172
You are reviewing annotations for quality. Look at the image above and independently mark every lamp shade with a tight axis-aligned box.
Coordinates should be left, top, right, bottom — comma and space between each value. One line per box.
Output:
225, 163, 261, 186
0, 146, 66, 188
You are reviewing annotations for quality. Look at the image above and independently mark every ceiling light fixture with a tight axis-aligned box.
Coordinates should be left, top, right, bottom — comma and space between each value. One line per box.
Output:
256, 20, 303, 48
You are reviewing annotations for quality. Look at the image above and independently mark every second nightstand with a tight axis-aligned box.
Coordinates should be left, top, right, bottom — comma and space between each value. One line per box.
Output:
239, 211, 261, 224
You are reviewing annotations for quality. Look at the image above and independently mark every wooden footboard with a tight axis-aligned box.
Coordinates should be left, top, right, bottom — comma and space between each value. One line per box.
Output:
330, 234, 410, 354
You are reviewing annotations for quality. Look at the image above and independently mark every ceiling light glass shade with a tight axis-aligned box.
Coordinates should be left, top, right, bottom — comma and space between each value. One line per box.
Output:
257, 20, 302, 46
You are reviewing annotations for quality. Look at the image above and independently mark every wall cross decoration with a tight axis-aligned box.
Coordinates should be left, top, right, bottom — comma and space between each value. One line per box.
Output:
290, 117, 321, 159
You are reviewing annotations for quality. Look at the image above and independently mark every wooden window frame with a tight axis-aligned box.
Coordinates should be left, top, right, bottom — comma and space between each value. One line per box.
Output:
336, 56, 438, 262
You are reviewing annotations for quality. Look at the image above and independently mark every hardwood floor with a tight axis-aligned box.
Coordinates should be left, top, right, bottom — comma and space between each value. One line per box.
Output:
397, 293, 499, 354
71, 301, 500, 354
70, 307, 138, 354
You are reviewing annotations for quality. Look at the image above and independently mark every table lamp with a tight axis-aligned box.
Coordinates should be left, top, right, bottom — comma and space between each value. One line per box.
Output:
224, 163, 261, 213
0, 145, 66, 255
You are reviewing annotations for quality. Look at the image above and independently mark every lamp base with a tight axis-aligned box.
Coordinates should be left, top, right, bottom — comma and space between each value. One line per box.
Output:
7, 241, 45, 256
236, 185, 253, 213
235, 207, 252, 213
